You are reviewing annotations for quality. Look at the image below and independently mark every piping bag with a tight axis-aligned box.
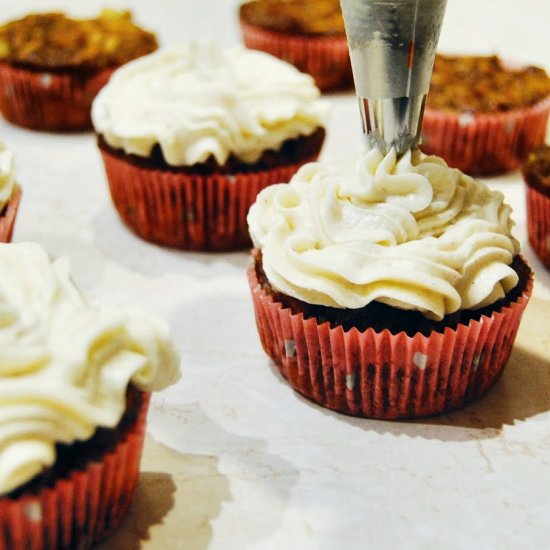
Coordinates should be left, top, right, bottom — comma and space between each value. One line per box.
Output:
340, 0, 447, 157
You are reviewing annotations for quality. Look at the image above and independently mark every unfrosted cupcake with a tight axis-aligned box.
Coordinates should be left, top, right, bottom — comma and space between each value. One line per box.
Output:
0, 10, 157, 131
523, 144, 550, 268
92, 42, 328, 251
247, 147, 532, 419
0, 141, 21, 242
0, 242, 180, 549
239, 0, 352, 91
421, 54, 550, 175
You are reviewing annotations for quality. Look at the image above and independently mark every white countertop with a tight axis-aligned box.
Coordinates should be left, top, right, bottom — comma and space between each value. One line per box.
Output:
3, 1, 550, 548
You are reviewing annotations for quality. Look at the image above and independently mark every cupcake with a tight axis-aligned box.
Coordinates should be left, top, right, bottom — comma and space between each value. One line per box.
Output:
92, 42, 328, 251
247, 147, 532, 419
0, 10, 157, 131
0, 141, 21, 242
523, 144, 550, 268
421, 54, 550, 175
239, 0, 352, 91
0, 242, 180, 549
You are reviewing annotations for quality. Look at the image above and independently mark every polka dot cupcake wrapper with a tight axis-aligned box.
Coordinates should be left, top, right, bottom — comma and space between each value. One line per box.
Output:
421, 97, 550, 175
100, 146, 320, 251
0, 391, 150, 550
239, 18, 353, 92
0, 63, 113, 131
526, 185, 550, 268
0, 186, 21, 243
247, 254, 533, 419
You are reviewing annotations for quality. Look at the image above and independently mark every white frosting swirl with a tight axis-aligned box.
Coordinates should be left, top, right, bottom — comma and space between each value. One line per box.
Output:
0, 142, 16, 211
91, 42, 329, 166
0, 242, 180, 495
248, 148, 520, 320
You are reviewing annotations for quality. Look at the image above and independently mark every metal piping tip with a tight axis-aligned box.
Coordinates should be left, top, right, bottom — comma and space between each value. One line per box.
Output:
340, 0, 447, 156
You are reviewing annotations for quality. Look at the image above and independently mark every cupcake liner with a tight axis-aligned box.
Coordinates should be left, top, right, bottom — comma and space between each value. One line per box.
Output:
247, 253, 533, 419
0, 391, 150, 550
0, 185, 21, 243
0, 63, 114, 131
239, 18, 352, 91
526, 185, 550, 268
100, 147, 320, 251
421, 97, 550, 175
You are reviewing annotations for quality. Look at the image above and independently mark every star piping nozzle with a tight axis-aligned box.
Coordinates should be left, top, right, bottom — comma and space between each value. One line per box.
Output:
340, 0, 447, 156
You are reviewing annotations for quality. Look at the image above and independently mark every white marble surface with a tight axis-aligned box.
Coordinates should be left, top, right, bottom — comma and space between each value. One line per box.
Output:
3, 1, 550, 548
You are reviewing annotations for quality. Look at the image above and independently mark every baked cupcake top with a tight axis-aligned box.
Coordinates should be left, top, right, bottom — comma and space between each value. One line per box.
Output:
248, 148, 519, 321
239, 0, 345, 36
0, 242, 180, 495
0, 10, 158, 71
523, 144, 550, 196
91, 42, 329, 167
0, 142, 16, 211
427, 54, 550, 113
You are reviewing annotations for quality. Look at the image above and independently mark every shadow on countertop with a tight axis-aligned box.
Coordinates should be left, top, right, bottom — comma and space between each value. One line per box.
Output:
99, 398, 302, 549
97, 437, 230, 550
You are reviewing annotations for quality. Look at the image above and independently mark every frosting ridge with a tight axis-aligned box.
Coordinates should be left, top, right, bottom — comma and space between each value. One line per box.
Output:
92, 42, 329, 166
248, 148, 520, 320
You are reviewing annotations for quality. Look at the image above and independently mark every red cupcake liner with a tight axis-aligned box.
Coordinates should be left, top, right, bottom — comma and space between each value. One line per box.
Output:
239, 18, 352, 92
0, 63, 114, 131
247, 253, 533, 419
0, 391, 150, 550
526, 185, 550, 268
100, 147, 320, 251
0, 185, 22, 243
421, 97, 550, 175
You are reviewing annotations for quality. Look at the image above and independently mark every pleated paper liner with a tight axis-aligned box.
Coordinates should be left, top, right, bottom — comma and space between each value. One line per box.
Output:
420, 96, 550, 176
248, 253, 533, 420
100, 147, 320, 251
0, 63, 114, 131
239, 18, 353, 92
0, 391, 150, 550
526, 185, 550, 268
0, 185, 22, 243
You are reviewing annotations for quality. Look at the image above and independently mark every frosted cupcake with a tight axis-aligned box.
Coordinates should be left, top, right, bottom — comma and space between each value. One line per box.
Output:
92, 42, 328, 251
0, 141, 21, 242
0, 242, 180, 549
247, 147, 532, 419
0, 10, 157, 131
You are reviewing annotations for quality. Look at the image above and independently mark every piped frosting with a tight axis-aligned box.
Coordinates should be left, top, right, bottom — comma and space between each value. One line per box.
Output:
0, 242, 180, 495
248, 147, 520, 320
92, 42, 329, 166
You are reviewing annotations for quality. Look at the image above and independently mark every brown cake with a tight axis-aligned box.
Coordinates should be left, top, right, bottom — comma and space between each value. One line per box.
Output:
523, 144, 550, 194
97, 129, 325, 176
422, 54, 550, 174
239, 0, 352, 91
7, 387, 146, 500
253, 250, 530, 338
523, 144, 550, 268
0, 10, 158, 130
